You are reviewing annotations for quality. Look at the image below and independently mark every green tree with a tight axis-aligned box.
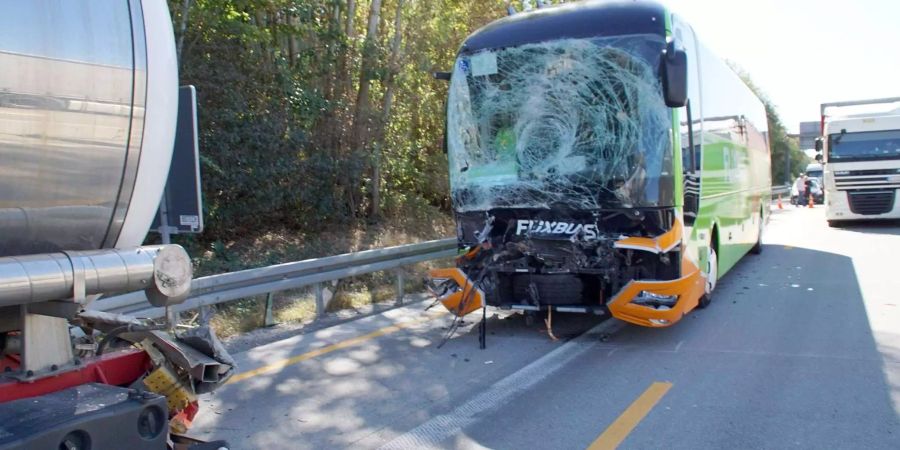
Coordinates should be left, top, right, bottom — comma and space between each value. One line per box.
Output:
729, 62, 810, 185
166, 0, 513, 242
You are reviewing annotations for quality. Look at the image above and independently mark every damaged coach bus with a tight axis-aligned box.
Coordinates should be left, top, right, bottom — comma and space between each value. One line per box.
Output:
427, 0, 771, 328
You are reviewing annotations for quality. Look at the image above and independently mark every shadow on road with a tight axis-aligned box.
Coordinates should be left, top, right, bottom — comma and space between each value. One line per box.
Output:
190, 238, 900, 449
835, 219, 900, 236
569, 243, 900, 449
191, 302, 605, 448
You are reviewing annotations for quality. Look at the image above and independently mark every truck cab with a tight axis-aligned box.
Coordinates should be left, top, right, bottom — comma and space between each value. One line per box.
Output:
819, 99, 900, 225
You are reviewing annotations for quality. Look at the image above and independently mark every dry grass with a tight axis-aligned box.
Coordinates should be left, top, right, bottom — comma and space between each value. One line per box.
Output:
187, 203, 454, 278
205, 264, 452, 339
189, 203, 456, 339
275, 297, 317, 323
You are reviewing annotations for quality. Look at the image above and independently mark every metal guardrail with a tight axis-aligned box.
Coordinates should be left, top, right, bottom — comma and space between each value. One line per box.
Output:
95, 185, 792, 321
92, 238, 458, 320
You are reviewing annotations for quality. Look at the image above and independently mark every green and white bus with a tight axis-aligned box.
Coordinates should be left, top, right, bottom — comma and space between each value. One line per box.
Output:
429, 0, 771, 327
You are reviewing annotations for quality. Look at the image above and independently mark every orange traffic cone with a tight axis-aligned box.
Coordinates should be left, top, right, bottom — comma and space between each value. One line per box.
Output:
777, 194, 783, 209
808, 195, 814, 208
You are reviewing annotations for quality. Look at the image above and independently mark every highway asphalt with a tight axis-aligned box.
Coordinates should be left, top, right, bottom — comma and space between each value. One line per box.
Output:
192, 205, 900, 449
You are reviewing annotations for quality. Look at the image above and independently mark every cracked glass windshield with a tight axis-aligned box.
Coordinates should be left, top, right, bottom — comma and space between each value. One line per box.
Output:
447, 34, 673, 213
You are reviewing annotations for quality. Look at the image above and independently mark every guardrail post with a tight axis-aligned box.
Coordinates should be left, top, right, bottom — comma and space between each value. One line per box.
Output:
315, 282, 325, 319
395, 269, 405, 305
199, 305, 213, 325
263, 292, 275, 327
166, 307, 177, 331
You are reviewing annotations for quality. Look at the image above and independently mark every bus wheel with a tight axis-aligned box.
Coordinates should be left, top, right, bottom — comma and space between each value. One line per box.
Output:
698, 243, 717, 309
750, 211, 764, 255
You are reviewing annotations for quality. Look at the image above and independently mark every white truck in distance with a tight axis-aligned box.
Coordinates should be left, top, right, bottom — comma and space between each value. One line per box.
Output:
806, 162, 823, 185
818, 97, 900, 226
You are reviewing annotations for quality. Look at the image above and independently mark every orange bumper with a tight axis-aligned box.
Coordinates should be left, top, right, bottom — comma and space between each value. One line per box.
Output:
427, 268, 485, 317
607, 268, 706, 327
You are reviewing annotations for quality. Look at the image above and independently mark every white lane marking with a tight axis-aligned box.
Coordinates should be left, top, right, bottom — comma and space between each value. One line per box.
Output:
379, 319, 623, 450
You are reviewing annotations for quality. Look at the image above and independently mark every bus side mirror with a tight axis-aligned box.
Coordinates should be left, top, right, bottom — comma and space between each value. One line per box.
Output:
662, 41, 688, 108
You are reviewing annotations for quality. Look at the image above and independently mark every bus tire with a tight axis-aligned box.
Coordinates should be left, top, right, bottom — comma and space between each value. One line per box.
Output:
698, 238, 718, 309
750, 211, 764, 255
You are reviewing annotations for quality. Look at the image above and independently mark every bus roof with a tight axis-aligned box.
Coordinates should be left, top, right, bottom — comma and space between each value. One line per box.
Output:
460, 0, 667, 54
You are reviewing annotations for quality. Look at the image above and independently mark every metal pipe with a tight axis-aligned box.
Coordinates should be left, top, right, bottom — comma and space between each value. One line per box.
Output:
0, 245, 192, 308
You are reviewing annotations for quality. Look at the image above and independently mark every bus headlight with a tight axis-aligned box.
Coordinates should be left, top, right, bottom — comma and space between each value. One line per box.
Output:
633, 291, 677, 307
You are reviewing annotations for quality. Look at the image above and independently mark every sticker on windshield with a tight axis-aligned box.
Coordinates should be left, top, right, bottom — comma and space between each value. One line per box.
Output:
457, 58, 470, 74
470, 51, 498, 77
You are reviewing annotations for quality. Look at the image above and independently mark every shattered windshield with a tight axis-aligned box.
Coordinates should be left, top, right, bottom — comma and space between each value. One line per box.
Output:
447, 34, 673, 213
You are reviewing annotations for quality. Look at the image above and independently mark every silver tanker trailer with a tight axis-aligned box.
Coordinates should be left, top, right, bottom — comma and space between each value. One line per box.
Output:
0, 1, 231, 449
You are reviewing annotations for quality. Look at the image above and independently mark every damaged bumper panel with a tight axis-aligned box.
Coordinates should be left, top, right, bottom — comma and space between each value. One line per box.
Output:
426, 267, 485, 317
613, 219, 682, 254
505, 304, 606, 315
428, 211, 705, 327
75, 311, 235, 437
424, 209, 707, 328
607, 269, 706, 327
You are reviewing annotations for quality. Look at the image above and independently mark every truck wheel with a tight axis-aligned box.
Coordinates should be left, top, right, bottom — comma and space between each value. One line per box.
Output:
698, 243, 717, 309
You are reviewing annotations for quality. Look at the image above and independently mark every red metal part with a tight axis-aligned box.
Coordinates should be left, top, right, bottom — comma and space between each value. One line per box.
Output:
0, 349, 151, 402
171, 401, 200, 434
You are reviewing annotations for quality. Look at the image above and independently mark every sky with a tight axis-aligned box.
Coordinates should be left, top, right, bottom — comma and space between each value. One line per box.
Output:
664, 0, 900, 135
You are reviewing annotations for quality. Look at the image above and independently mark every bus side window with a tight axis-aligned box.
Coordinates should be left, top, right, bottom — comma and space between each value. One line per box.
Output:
682, 99, 699, 226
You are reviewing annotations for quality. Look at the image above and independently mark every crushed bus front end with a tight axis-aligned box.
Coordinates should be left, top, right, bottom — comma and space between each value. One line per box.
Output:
427, 208, 706, 327
426, 1, 708, 327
